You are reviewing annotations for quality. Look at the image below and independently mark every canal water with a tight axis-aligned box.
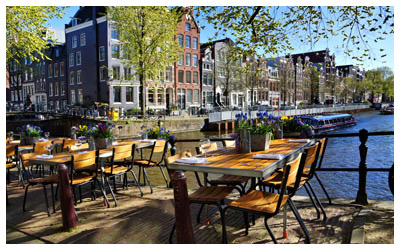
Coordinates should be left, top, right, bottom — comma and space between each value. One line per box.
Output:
144, 110, 394, 201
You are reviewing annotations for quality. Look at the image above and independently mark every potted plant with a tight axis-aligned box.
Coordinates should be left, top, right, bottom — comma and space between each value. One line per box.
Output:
92, 122, 115, 149
147, 126, 170, 139
21, 124, 42, 145
249, 112, 275, 151
281, 116, 314, 138
235, 112, 251, 153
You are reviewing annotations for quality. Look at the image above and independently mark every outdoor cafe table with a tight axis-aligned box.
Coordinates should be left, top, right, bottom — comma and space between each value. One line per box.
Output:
167, 138, 314, 243
27, 139, 156, 207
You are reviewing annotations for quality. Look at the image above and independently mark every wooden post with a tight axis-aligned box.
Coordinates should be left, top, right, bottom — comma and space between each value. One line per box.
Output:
172, 171, 195, 243
225, 122, 228, 134
355, 129, 368, 205
217, 123, 221, 137
232, 121, 235, 133
58, 164, 78, 231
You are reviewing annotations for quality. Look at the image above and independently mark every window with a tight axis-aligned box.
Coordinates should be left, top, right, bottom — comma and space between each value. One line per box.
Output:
177, 89, 185, 109
185, 53, 191, 66
112, 66, 120, 80
78, 89, 83, 104
166, 67, 172, 82
70, 71, 75, 85
126, 86, 134, 103
187, 89, 193, 104
69, 53, 74, 66
185, 23, 190, 31
111, 29, 119, 40
80, 33, 86, 46
100, 66, 107, 81
194, 89, 199, 103
72, 36, 77, 48
124, 67, 131, 80
193, 54, 198, 67
112, 45, 120, 59
48, 64, 53, 78
185, 35, 191, 49
71, 90, 76, 104
193, 37, 198, 50
49, 83, 53, 96
55, 48, 60, 57
72, 18, 78, 26
206, 91, 213, 104
208, 74, 212, 85
113, 86, 121, 102
76, 51, 82, 65
77, 70, 82, 84
61, 81, 65, 95
99, 46, 105, 61
157, 89, 163, 103
178, 34, 184, 47
186, 71, 191, 83
178, 52, 184, 65
41, 61, 45, 74
203, 74, 207, 86
54, 63, 59, 77
148, 89, 154, 103
55, 82, 59, 96
60, 62, 64, 76
178, 70, 184, 83
193, 72, 198, 84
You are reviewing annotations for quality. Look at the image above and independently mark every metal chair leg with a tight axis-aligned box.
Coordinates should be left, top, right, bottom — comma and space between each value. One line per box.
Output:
314, 173, 332, 205
142, 168, 153, 194
130, 170, 143, 197
105, 177, 118, 207
22, 183, 31, 212
197, 204, 205, 223
158, 165, 169, 188
303, 184, 321, 219
307, 182, 327, 220
215, 203, 226, 244
42, 185, 51, 217
51, 183, 56, 213
288, 198, 310, 244
169, 222, 176, 244
243, 211, 249, 235
264, 217, 278, 244
221, 206, 229, 244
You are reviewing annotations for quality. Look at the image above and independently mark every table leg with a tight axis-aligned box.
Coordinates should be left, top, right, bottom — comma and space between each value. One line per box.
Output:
203, 173, 210, 225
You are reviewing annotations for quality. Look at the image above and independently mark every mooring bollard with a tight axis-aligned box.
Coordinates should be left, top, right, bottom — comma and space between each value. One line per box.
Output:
355, 129, 368, 205
58, 164, 78, 231
172, 171, 195, 244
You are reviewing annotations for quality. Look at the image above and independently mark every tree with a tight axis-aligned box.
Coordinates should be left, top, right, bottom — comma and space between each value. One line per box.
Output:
6, 6, 65, 105
378, 67, 394, 102
307, 65, 320, 103
241, 59, 262, 107
195, 7, 393, 63
278, 57, 294, 106
106, 6, 181, 115
364, 69, 384, 103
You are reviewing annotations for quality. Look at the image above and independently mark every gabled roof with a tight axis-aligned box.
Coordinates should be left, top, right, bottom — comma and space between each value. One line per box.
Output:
65, 6, 106, 28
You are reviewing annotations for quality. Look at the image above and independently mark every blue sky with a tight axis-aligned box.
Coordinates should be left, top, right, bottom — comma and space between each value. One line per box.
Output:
48, 6, 394, 72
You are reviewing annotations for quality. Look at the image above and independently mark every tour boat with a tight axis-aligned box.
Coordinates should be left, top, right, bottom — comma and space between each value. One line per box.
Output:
300, 113, 357, 132
380, 105, 394, 115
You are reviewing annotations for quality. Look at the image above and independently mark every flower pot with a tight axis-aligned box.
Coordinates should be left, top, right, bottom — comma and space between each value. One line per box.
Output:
25, 136, 40, 145
95, 137, 112, 149
239, 129, 251, 153
283, 132, 301, 138
250, 134, 272, 151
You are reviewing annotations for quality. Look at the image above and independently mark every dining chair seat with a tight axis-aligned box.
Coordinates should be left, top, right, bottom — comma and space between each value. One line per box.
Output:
71, 173, 95, 185
6, 163, 15, 169
134, 159, 159, 166
102, 165, 130, 175
189, 186, 234, 202
29, 174, 59, 184
263, 172, 307, 189
209, 175, 249, 186
228, 190, 289, 214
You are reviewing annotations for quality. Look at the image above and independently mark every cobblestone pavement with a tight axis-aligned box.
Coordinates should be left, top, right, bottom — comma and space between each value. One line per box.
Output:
6, 175, 365, 244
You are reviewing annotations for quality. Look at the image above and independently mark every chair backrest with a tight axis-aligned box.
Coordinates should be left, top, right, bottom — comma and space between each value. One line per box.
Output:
112, 144, 134, 162
70, 143, 89, 151
304, 142, 320, 167
273, 153, 302, 214
33, 141, 52, 154
166, 150, 192, 164
222, 140, 235, 147
6, 145, 17, 157
316, 138, 328, 170
71, 150, 98, 183
147, 140, 168, 164
62, 139, 79, 152
20, 152, 39, 180
196, 142, 218, 154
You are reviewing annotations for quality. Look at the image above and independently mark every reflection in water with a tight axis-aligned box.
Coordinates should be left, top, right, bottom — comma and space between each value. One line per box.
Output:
136, 111, 394, 201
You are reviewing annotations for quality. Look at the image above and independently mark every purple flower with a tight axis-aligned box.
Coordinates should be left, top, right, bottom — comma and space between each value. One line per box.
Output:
168, 134, 177, 140
229, 133, 238, 139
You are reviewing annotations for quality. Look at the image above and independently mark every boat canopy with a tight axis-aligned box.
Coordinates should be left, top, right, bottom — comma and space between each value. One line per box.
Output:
301, 114, 353, 121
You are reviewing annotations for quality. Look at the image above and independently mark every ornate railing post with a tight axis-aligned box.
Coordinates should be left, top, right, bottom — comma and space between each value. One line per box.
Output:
58, 164, 78, 230
355, 129, 368, 205
172, 171, 195, 244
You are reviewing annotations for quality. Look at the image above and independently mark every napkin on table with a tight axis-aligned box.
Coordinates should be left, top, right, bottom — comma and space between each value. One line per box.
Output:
287, 139, 310, 143
36, 154, 53, 159
174, 158, 210, 164
253, 154, 283, 160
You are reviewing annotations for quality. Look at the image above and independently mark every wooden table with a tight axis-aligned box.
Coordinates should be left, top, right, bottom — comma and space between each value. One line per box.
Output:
167, 138, 314, 243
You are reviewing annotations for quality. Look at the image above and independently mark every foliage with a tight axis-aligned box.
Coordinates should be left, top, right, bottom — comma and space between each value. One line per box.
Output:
21, 124, 42, 137
241, 59, 263, 106
76, 125, 91, 137
106, 6, 181, 115
125, 107, 141, 116
281, 116, 313, 138
6, 6, 66, 64
92, 122, 115, 139
147, 126, 170, 139
235, 112, 276, 136
194, 6, 393, 63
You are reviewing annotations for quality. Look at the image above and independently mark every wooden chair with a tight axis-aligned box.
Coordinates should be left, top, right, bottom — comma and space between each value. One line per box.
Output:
33, 141, 52, 154
102, 144, 143, 207
222, 140, 235, 147
61, 139, 79, 152
262, 142, 326, 220
20, 152, 59, 216
134, 140, 169, 194
6, 144, 25, 187
196, 142, 249, 194
167, 150, 236, 244
221, 153, 310, 244
310, 138, 332, 205
70, 150, 100, 205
